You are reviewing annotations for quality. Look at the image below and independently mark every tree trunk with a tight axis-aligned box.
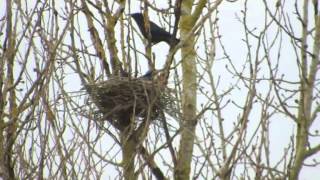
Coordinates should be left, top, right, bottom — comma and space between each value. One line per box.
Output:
174, 0, 197, 179
121, 130, 137, 180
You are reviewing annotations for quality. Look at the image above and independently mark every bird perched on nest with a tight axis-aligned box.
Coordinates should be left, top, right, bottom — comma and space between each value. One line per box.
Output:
138, 70, 168, 87
130, 13, 179, 46
139, 70, 154, 80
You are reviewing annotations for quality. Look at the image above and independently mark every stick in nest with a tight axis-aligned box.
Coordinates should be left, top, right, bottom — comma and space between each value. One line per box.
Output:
85, 77, 164, 129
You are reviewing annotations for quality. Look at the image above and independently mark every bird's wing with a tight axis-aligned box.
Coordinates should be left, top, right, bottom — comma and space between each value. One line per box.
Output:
149, 21, 171, 36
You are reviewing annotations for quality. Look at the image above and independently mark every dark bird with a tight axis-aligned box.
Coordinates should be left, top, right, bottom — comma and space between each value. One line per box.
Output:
130, 13, 179, 46
139, 70, 154, 80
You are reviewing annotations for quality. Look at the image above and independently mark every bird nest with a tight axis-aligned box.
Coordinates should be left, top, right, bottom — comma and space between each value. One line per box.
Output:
85, 77, 166, 129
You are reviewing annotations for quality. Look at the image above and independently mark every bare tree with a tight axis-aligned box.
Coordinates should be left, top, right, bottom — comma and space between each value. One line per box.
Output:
0, 0, 319, 179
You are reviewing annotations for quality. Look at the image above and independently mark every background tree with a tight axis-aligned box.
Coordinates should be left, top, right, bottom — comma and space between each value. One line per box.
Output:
0, 0, 319, 179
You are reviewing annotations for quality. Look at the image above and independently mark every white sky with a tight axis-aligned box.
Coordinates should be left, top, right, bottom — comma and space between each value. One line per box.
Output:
0, 0, 319, 179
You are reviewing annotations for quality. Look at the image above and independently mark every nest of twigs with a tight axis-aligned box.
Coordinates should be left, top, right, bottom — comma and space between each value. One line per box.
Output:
85, 77, 166, 129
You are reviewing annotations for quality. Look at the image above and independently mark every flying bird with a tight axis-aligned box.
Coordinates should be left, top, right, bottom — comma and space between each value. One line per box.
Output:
130, 13, 179, 46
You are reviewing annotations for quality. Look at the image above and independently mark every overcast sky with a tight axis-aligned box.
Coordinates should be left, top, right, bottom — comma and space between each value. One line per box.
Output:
0, 0, 319, 179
